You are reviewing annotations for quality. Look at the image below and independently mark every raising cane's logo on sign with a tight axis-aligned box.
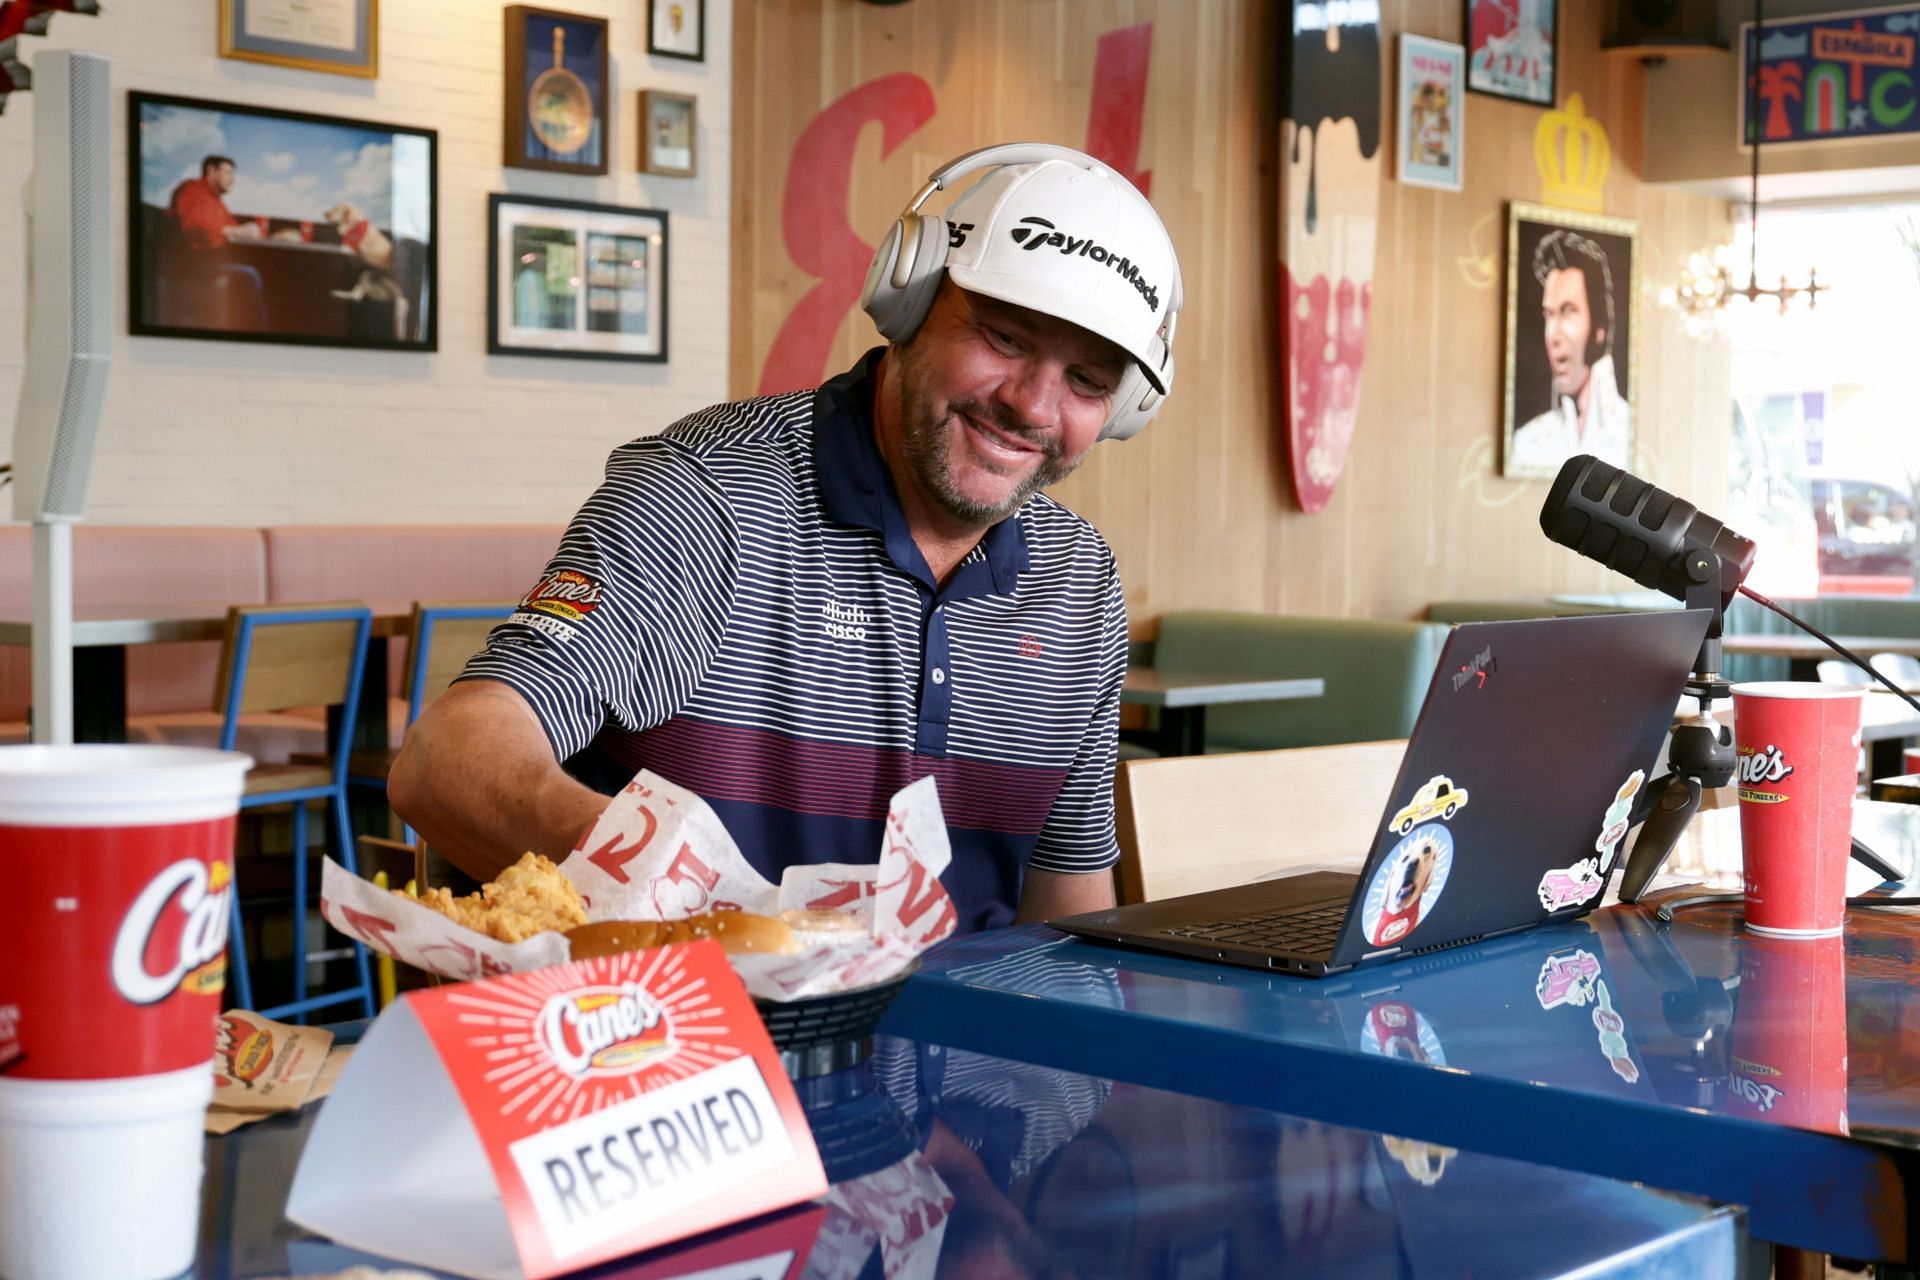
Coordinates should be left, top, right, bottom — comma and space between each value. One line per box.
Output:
111, 857, 231, 1006
535, 985, 677, 1079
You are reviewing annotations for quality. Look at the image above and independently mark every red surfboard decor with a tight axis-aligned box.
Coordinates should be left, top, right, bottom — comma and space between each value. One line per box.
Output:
1279, 5, 1381, 514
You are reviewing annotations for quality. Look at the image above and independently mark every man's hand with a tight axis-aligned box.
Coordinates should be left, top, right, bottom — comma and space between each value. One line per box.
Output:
388, 680, 609, 881
223, 221, 264, 242
1014, 867, 1116, 926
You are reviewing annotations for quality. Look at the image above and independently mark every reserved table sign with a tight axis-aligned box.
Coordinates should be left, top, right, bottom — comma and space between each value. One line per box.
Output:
287, 940, 826, 1279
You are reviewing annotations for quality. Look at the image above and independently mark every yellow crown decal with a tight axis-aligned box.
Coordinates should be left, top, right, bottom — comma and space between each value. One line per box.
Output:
1534, 94, 1610, 213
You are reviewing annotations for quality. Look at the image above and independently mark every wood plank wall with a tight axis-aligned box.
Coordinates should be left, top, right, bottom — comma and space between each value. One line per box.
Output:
731, 0, 1734, 633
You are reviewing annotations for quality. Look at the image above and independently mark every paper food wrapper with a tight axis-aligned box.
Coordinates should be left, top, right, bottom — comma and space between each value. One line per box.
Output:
320, 770, 958, 1001
803, 1154, 952, 1280
207, 1012, 337, 1134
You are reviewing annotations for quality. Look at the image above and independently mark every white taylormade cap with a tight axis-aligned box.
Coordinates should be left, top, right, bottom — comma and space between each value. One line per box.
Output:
943, 159, 1180, 393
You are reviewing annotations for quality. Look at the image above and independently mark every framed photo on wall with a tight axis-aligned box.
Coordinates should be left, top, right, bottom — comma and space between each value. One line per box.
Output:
639, 91, 696, 176
1397, 34, 1464, 191
648, 0, 704, 61
1502, 201, 1638, 480
489, 194, 669, 362
505, 6, 609, 175
1465, 0, 1556, 106
130, 91, 437, 351
219, 0, 378, 78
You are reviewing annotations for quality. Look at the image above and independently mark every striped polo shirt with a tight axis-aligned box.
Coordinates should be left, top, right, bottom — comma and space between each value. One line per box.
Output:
461, 350, 1127, 933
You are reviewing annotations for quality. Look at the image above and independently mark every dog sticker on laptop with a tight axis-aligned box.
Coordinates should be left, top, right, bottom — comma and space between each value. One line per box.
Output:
1361, 825, 1454, 948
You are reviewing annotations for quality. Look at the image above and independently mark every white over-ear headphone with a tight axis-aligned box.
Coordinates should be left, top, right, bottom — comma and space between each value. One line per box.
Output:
858, 143, 1182, 442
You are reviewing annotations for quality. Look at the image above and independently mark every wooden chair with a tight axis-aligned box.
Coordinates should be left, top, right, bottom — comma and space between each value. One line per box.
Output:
217, 602, 376, 1020
1115, 741, 1409, 905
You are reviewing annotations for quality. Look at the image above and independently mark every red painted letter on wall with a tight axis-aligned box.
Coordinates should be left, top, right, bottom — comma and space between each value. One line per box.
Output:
756, 73, 936, 396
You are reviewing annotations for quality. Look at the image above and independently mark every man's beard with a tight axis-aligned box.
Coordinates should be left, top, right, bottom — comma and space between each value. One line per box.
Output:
896, 355, 1084, 525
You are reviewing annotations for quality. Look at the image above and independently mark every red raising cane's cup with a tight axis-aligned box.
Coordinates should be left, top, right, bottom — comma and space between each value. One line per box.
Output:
0, 745, 249, 1280
1730, 682, 1863, 938
1725, 933, 1849, 1135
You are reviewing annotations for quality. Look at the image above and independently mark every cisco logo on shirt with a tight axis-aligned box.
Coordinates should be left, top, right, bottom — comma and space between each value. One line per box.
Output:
822, 599, 871, 643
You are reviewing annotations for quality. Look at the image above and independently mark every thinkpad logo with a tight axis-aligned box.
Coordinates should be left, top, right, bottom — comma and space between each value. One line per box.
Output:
1007, 216, 1160, 312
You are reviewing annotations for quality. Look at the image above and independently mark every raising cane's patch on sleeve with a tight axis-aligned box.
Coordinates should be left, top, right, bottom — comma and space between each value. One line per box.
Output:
515, 569, 608, 642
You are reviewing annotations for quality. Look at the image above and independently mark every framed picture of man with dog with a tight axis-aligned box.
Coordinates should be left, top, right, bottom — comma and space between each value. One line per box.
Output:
130, 92, 437, 351
487, 194, 669, 363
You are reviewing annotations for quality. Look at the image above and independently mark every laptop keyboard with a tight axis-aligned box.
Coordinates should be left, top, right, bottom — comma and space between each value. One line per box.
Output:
1158, 903, 1347, 955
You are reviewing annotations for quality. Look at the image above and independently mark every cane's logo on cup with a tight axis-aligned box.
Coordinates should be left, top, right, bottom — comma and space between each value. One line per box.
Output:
110, 858, 231, 1006
535, 984, 677, 1078
1736, 744, 1796, 804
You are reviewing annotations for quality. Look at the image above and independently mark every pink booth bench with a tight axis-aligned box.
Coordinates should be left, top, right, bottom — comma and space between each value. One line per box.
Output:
0, 523, 565, 756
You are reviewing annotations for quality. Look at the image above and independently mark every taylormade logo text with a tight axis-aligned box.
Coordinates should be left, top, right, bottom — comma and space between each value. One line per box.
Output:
1009, 216, 1160, 312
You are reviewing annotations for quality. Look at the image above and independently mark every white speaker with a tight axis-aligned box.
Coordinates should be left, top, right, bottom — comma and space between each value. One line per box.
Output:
11, 49, 110, 745
12, 48, 110, 524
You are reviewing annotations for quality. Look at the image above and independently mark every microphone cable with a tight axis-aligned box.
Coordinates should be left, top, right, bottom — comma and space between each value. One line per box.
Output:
1736, 585, 1920, 717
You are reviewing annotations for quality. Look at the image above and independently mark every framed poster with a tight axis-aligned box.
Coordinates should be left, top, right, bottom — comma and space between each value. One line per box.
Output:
1466, 0, 1556, 106
648, 0, 704, 61
219, 0, 377, 78
1502, 202, 1637, 480
505, 6, 609, 175
638, 90, 696, 176
130, 92, 437, 351
1397, 34, 1465, 191
1739, 5, 1920, 146
489, 194, 669, 362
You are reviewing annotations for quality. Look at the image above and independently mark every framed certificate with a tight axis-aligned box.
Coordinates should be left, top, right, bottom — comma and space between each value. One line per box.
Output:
219, 0, 378, 79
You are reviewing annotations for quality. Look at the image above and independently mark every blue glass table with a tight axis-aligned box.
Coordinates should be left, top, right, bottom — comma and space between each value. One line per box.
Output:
192, 1033, 1740, 1278
881, 887, 1920, 1261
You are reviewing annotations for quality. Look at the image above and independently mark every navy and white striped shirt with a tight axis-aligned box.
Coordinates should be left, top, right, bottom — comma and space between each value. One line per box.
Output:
462, 351, 1127, 932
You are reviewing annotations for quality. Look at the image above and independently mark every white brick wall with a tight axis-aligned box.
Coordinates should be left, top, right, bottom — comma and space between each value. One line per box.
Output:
0, 0, 731, 526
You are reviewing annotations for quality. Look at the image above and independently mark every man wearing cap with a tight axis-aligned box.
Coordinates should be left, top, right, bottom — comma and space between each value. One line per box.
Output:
392, 145, 1181, 934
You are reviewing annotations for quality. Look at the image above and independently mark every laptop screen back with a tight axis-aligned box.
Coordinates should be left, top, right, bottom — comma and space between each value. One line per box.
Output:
1322, 609, 1713, 969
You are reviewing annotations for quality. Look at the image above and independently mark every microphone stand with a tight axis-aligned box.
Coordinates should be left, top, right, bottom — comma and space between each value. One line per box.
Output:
1614, 550, 1905, 902
1615, 548, 1738, 903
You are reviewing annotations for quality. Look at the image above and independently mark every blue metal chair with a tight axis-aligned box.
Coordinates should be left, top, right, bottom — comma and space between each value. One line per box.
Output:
218, 602, 375, 1021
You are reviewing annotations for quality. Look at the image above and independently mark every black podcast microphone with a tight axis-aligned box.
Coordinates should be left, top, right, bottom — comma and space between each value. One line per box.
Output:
1539, 455, 1757, 614
1538, 455, 1908, 897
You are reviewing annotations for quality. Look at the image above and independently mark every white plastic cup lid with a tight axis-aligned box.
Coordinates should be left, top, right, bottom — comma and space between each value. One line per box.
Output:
0, 745, 252, 827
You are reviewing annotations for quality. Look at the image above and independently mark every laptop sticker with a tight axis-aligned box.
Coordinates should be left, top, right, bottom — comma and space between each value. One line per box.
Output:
1361, 826, 1454, 947
1360, 999, 1447, 1066
1591, 980, 1640, 1083
1537, 857, 1606, 912
1594, 770, 1646, 871
1535, 948, 1603, 1010
1381, 1135, 1457, 1186
1386, 775, 1470, 835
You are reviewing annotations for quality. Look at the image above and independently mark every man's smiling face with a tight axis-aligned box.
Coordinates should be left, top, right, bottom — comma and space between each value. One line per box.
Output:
890, 282, 1131, 527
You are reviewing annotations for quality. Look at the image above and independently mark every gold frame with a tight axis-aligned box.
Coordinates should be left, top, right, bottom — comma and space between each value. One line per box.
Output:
638, 90, 697, 177
218, 0, 379, 79
1501, 200, 1640, 481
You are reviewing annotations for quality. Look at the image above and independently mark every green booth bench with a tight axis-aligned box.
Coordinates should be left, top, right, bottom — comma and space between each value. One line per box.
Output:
1142, 610, 1449, 753
1425, 593, 1920, 684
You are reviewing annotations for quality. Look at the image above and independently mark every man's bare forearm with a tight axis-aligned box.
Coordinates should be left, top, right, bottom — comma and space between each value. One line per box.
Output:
388, 680, 609, 881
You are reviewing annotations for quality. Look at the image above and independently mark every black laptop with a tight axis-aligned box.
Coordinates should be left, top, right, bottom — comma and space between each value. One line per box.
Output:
1053, 610, 1714, 977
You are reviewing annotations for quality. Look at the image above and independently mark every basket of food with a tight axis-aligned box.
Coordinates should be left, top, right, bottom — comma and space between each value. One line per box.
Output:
319, 770, 954, 1071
